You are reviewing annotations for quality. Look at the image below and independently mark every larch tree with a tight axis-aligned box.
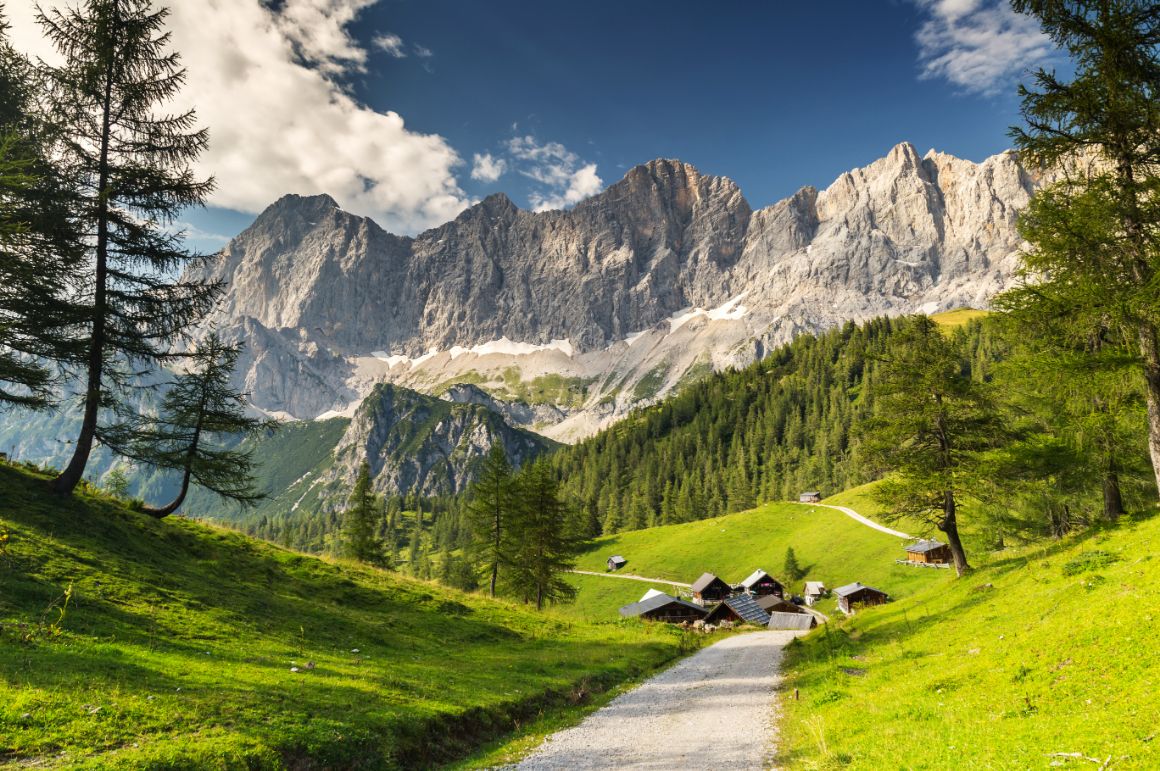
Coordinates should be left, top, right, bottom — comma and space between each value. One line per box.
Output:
465, 445, 514, 597
39, 0, 221, 494
860, 316, 1001, 576
1004, 0, 1160, 494
507, 459, 578, 610
116, 334, 269, 518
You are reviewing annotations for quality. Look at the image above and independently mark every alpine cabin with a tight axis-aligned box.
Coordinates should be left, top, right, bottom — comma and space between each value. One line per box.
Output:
619, 593, 706, 623
691, 572, 733, 605
803, 581, 827, 606
799, 491, 822, 503
607, 555, 627, 571
738, 569, 784, 598
904, 540, 952, 565
835, 582, 889, 614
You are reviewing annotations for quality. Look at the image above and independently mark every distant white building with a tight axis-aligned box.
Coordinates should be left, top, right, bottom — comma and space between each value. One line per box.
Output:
803, 581, 827, 606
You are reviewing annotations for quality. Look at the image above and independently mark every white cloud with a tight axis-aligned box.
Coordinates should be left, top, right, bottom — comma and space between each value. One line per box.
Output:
912, 0, 1053, 95
7, 1, 469, 234
471, 152, 508, 183
372, 32, 407, 58
505, 135, 604, 211
414, 44, 433, 58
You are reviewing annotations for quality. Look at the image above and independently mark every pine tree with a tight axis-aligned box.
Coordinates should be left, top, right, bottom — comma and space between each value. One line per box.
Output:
0, 14, 83, 410
341, 461, 382, 563
115, 334, 268, 517
1004, 0, 1160, 495
465, 445, 514, 597
507, 459, 578, 610
39, 0, 221, 494
860, 316, 1002, 576
784, 546, 805, 582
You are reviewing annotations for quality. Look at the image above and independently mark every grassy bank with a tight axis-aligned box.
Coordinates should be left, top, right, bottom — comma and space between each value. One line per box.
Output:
0, 464, 690, 769
777, 510, 1160, 769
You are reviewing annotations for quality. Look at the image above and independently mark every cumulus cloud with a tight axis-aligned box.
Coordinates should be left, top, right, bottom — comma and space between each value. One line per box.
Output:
372, 32, 407, 58
470, 153, 508, 183
912, 0, 1054, 95
505, 136, 604, 211
7, 0, 468, 234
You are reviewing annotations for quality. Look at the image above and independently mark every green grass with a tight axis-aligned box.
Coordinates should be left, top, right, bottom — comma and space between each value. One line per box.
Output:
0, 464, 691, 769
630, 363, 670, 402
777, 512, 1160, 769
571, 501, 948, 618
930, 307, 990, 328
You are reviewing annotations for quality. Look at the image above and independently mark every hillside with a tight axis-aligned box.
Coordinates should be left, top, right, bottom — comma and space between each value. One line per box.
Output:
0, 464, 687, 769
564, 500, 951, 618
777, 509, 1160, 768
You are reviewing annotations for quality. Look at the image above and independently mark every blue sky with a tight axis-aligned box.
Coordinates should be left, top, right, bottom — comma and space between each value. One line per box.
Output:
11, 0, 1062, 250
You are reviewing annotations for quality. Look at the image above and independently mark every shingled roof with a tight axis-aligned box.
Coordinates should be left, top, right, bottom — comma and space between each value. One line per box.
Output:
619, 593, 706, 619
905, 539, 947, 554
835, 581, 884, 598
691, 572, 727, 593
768, 612, 817, 631
739, 569, 777, 589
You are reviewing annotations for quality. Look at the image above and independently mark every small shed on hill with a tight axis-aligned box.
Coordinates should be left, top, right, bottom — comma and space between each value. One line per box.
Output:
691, 572, 733, 605
904, 540, 952, 565
619, 593, 706, 623
799, 491, 822, 503
703, 594, 772, 626
835, 582, 888, 614
803, 581, 827, 606
607, 555, 627, 571
738, 569, 784, 598
768, 611, 818, 631
756, 595, 805, 615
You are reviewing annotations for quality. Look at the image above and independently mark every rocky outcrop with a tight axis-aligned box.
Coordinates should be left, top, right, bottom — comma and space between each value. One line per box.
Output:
193, 142, 1038, 440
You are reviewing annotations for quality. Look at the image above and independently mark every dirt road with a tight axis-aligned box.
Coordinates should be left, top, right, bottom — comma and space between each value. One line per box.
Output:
513, 630, 801, 770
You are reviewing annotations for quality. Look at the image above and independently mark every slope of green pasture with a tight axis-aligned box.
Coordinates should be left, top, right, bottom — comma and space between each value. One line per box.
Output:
0, 464, 688, 769
778, 513, 1160, 769
930, 307, 990, 328
571, 501, 948, 619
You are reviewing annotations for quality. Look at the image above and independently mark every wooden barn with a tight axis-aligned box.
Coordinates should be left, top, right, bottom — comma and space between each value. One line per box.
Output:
799, 491, 822, 503
834, 582, 888, 614
767, 611, 818, 631
691, 572, 733, 605
738, 569, 784, 598
703, 594, 772, 626
756, 595, 804, 615
619, 593, 706, 624
607, 555, 627, 571
803, 581, 827, 606
904, 540, 952, 565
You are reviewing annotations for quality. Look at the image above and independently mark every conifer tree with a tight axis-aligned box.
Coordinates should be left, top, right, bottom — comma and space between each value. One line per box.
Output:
784, 546, 805, 582
115, 334, 268, 517
507, 459, 578, 610
860, 316, 1001, 576
341, 461, 382, 563
1004, 0, 1160, 494
39, 0, 221, 494
466, 445, 514, 596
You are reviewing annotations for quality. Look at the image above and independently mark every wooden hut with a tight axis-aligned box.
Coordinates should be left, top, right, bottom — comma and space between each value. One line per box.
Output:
691, 572, 733, 605
703, 594, 772, 626
767, 611, 818, 631
803, 581, 827, 606
904, 540, 952, 565
738, 569, 784, 598
799, 491, 822, 503
607, 555, 627, 571
755, 595, 804, 614
834, 582, 888, 614
619, 593, 706, 624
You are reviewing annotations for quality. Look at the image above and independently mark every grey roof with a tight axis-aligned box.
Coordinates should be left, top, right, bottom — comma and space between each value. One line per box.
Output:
619, 593, 706, 619
691, 572, 728, 593
722, 594, 772, 625
804, 581, 826, 594
755, 595, 801, 613
768, 612, 817, 630
905, 539, 947, 554
834, 581, 886, 598
800, 491, 820, 496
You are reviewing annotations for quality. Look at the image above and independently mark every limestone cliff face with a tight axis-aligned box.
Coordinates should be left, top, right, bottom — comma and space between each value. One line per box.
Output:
194, 142, 1037, 440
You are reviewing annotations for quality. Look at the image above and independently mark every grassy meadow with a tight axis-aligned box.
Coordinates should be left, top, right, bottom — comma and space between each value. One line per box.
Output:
0, 464, 692, 769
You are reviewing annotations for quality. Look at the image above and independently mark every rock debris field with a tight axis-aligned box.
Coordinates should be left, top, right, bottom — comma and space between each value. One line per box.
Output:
512, 630, 803, 770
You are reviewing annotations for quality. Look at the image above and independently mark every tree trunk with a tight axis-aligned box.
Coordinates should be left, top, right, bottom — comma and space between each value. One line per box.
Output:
142, 467, 191, 519
490, 501, 501, 597
1103, 471, 1125, 521
939, 490, 971, 577
1137, 321, 1160, 496
53, 43, 116, 496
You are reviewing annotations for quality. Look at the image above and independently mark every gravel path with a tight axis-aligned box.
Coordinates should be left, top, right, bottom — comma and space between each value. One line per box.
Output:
804, 502, 912, 539
569, 569, 691, 588
512, 631, 801, 770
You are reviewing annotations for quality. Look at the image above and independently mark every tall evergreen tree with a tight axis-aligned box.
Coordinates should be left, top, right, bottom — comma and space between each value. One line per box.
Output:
0, 13, 83, 410
115, 334, 268, 517
341, 461, 382, 563
1004, 0, 1160, 494
465, 445, 514, 596
507, 459, 578, 610
784, 546, 805, 582
39, 0, 220, 494
860, 316, 1001, 576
